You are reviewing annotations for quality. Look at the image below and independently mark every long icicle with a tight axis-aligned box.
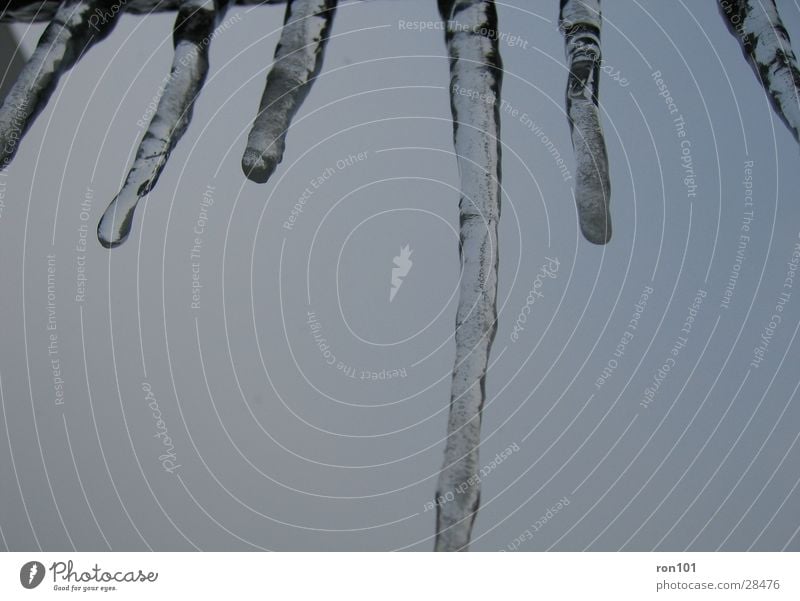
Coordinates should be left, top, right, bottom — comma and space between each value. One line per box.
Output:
719, 0, 800, 146
435, 0, 502, 552
241, 0, 336, 183
0, 0, 120, 170
97, 0, 227, 248
560, 0, 611, 245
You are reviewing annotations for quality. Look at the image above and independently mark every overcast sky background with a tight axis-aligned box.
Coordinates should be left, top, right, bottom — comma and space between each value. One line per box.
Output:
0, 0, 799, 551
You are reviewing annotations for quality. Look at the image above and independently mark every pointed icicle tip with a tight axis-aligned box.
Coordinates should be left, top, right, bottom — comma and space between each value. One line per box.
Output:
97, 203, 134, 249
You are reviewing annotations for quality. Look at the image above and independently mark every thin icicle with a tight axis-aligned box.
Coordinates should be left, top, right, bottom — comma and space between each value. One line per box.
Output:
0, 0, 119, 170
241, 0, 336, 183
719, 0, 800, 146
560, 0, 611, 244
97, 0, 226, 248
435, 0, 502, 552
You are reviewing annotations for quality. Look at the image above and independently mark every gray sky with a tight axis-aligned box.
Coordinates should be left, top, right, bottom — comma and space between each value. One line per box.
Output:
0, 0, 799, 551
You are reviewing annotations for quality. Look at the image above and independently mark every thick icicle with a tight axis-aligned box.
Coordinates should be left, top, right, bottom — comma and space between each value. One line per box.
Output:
97, 0, 227, 248
435, 0, 502, 552
241, 0, 336, 183
719, 0, 800, 146
0, 0, 119, 170
560, 0, 611, 244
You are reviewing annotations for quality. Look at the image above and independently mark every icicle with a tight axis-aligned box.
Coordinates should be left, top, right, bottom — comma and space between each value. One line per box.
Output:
435, 0, 503, 552
719, 0, 800, 146
560, 0, 611, 244
97, 0, 227, 248
241, 0, 336, 183
0, 0, 119, 170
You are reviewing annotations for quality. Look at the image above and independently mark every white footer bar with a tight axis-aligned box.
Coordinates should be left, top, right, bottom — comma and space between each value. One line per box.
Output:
1, 552, 796, 599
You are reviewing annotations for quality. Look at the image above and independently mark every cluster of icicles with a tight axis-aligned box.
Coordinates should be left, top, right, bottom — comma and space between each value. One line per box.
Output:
1, 0, 798, 550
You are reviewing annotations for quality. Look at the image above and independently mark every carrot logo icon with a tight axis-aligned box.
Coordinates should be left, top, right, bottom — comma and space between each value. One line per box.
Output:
390, 245, 413, 302
19, 561, 45, 589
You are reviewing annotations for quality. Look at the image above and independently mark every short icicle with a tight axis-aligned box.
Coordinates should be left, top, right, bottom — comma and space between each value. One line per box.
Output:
560, 0, 611, 244
0, 0, 120, 170
241, 0, 337, 184
719, 0, 800, 147
98, 0, 228, 248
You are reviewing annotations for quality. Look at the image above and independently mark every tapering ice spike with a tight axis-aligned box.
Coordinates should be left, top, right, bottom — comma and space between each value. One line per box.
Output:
98, 0, 227, 248
0, 0, 120, 170
719, 0, 800, 147
560, 0, 611, 244
435, 0, 503, 552
241, 0, 336, 184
